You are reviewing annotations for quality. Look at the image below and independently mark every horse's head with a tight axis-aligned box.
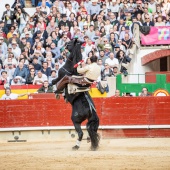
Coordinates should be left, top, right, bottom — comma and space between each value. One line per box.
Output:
65, 38, 77, 52
65, 38, 83, 75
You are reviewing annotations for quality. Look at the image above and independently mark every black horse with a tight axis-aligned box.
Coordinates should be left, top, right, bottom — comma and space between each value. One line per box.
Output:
52, 39, 100, 150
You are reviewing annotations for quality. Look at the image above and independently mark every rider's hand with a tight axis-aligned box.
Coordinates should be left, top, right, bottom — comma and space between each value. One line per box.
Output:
81, 61, 86, 67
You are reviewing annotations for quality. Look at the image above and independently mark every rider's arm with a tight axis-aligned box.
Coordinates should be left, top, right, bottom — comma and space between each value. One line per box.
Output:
77, 65, 89, 74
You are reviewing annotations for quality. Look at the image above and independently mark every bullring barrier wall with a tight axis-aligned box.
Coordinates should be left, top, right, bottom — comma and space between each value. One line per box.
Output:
0, 97, 170, 138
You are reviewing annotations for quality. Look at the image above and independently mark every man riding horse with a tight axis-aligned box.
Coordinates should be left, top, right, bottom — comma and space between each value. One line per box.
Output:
52, 39, 101, 150
56, 55, 101, 93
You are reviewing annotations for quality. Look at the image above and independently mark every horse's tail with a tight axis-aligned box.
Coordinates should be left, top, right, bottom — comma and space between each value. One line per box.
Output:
86, 109, 100, 151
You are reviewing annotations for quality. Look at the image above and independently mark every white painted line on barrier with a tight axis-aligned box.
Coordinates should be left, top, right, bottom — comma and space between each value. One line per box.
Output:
0, 125, 170, 132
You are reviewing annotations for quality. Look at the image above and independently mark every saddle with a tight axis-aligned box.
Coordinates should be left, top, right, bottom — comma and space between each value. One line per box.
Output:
56, 75, 93, 93
67, 84, 90, 94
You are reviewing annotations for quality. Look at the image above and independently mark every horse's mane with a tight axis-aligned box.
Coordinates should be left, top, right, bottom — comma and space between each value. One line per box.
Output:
69, 41, 82, 75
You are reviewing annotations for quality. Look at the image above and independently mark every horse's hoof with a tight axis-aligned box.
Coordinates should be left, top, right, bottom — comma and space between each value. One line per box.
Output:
52, 80, 56, 85
90, 146, 98, 151
55, 94, 60, 99
87, 137, 91, 143
72, 145, 79, 150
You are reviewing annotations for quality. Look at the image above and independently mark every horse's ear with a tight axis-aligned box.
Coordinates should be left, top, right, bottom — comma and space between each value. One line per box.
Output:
74, 38, 78, 45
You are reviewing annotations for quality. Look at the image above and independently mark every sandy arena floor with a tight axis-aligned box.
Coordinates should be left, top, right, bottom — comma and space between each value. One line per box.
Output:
0, 138, 170, 170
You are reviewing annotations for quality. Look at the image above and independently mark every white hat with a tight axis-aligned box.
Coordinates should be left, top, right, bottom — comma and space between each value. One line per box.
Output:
104, 44, 112, 49
91, 0, 98, 3
112, 0, 116, 2
14, 76, 21, 80
83, 22, 88, 26
13, 32, 17, 35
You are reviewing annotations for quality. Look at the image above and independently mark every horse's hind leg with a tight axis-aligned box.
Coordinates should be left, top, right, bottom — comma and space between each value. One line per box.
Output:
72, 121, 83, 150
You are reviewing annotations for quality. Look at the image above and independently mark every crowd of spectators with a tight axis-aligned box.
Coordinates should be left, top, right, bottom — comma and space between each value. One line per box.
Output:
0, 0, 169, 91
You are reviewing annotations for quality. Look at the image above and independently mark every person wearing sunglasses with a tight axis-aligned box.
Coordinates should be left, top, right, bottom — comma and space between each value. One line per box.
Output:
143, 14, 154, 26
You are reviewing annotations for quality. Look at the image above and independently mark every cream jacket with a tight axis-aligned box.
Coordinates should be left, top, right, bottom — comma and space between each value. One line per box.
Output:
77, 63, 101, 81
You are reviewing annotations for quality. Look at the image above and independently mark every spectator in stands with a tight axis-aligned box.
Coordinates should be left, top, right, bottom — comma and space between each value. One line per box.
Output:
109, 32, 116, 51
13, 62, 27, 82
101, 63, 113, 81
46, 20, 56, 35
57, 33, 70, 50
116, 50, 131, 77
112, 65, 119, 77
37, 80, 53, 93
97, 59, 104, 72
25, 32, 33, 45
11, 41, 21, 59
1, 87, 29, 100
84, 39, 94, 56
8, 32, 21, 45
155, 16, 166, 26
114, 89, 120, 97
50, 42, 60, 59
105, 52, 119, 69
15, 7, 29, 34
48, 70, 57, 85
32, 56, 42, 71
166, 16, 170, 26
142, 7, 153, 22
11, 76, 25, 85
12, 0, 25, 9
85, 25, 95, 40
31, 50, 44, 65
0, 37, 7, 62
122, 33, 133, 50
98, 50, 107, 65
58, 56, 65, 69
20, 37, 27, 50
0, 70, 10, 86
58, 13, 71, 30
143, 14, 155, 26
88, 0, 101, 21
33, 70, 47, 85
26, 68, 35, 84
54, 62, 59, 77
140, 87, 152, 97
7, 26, 17, 39
148, 0, 157, 13
1, 4, 14, 33
5, 62, 16, 83
94, 14, 105, 30
41, 61, 51, 77
123, 92, 133, 97
4, 53, 17, 68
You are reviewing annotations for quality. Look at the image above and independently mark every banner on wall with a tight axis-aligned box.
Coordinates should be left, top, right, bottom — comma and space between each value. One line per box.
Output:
141, 26, 170, 45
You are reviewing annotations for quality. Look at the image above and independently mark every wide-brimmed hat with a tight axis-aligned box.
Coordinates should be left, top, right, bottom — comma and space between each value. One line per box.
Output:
91, 0, 98, 2
104, 44, 111, 49
12, 41, 17, 45
12, 32, 17, 35
61, 13, 67, 18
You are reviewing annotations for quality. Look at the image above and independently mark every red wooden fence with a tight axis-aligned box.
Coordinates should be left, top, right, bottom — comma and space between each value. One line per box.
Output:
1, 97, 170, 138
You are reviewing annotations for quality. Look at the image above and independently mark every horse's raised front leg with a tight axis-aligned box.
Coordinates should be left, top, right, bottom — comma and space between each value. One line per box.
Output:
52, 77, 60, 85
